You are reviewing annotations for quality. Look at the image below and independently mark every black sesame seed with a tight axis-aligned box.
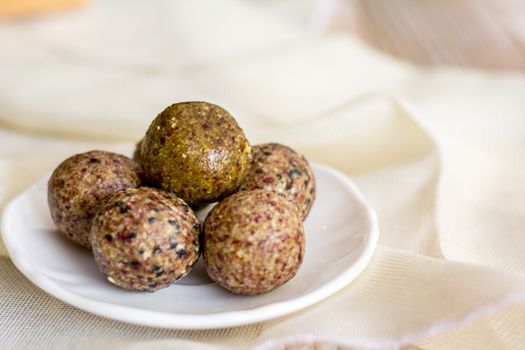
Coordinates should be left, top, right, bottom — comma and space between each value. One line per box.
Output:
130, 260, 140, 268
168, 220, 180, 233
153, 246, 162, 254
176, 248, 187, 259
126, 232, 137, 240
263, 151, 272, 156
285, 183, 293, 190
148, 217, 157, 224
155, 271, 164, 277
149, 283, 157, 289
255, 168, 263, 174
287, 167, 302, 177
89, 158, 101, 164
104, 234, 113, 242
138, 248, 145, 254
169, 241, 177, 249
115, 201, 130, 214
152, 264, 161, 271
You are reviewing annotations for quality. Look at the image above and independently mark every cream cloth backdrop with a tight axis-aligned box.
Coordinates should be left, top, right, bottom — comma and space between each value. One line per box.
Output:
1, 0, 525, 349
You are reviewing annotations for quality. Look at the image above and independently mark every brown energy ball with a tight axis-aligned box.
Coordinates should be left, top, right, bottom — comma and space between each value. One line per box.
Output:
203, 189, 305, 295
132, 138, 143, 168
47, 150, 141, 249
140, 101, 251, 206
132, 138, 146, 182
239, 143, 316, 220
90, 187, 200, 292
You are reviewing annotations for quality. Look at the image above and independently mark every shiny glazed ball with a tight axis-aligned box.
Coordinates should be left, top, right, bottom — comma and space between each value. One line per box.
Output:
239, 143, 316, 220
203, 189, 305, 295
140, 102, 251, 206
90, 187, 200, 292
47, 150, 141, 248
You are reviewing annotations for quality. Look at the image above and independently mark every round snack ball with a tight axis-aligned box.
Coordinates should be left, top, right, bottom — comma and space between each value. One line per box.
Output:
132, 138, 143, 168
140, 101, 251, 206
48, 150, 141, 248
239, 143, 316, 220
90, 187, 200, 292
132, 138, 146, 182
203, 189, 305, 295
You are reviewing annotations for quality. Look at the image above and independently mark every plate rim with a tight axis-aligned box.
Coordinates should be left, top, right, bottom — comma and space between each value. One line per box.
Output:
1, 162, 379, 329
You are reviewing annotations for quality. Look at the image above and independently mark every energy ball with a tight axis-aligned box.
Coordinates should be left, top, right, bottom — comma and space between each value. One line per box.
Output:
90, 187, 200, 292
48, 150, 141, 249
140, 101, 251, 206
132, 138, 143, 168
132, 138, 146, 182
239, 143, 316, 220
203, 189, 305, 295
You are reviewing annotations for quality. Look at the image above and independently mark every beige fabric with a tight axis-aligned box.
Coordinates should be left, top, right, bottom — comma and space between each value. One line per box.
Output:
1, 0, 525, 349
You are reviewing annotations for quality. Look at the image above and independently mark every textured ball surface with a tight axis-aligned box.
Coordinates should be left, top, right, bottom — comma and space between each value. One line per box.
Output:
140, 102, 251, 206
203, 189, 305, 295
47, 150, 141, 248
132, 138, 143, 169
90, 187, 200, 292
240, 143, 316, 220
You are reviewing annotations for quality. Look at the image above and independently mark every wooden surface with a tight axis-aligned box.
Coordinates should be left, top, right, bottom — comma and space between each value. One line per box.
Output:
332, 0, 525, 71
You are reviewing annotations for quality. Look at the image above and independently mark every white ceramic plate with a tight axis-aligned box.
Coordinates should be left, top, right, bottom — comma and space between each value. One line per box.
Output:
1, 163, 378, 329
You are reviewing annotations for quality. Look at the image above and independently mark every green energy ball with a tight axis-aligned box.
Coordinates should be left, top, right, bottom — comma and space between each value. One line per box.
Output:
203, 189, 305, 295
140, 102, 251, 206
47, 150, 142, 249
90, 187, 200, 292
